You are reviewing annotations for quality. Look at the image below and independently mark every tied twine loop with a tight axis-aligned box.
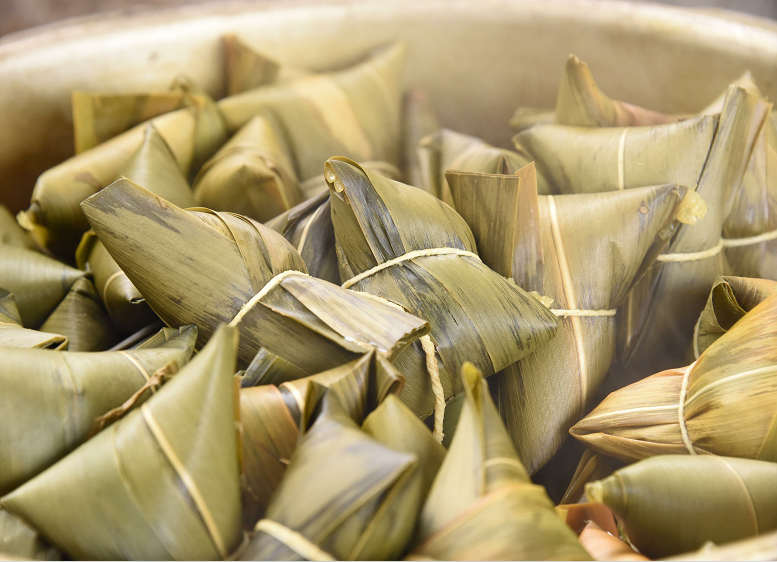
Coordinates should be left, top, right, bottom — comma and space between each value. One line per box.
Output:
229, 270, 310, 327
255, 519, 335, 561
722, 228, 777, 248
678, 361, 698, 455
656, 239, 724, 263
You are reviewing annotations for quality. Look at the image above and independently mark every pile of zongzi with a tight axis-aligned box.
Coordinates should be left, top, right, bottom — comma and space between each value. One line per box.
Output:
1, 35, 776, 562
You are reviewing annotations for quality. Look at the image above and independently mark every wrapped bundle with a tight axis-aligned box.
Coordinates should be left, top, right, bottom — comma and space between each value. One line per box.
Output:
571, 291, 777, 463
447, 163, 690, 472
416, 128, 540, 204
81, 179, 431, 384
0, 205, 36, 250
265, 191, 339, 283
237, 391, 444, 560
585, 455, 777, 558
560, 449, 621, 505
693, 275, 777, 356
517, 86, 769, 381
553, 54, 685, 127
665, 530, 777, 561
22, 80, 226, 255
0, 246, 84, 327
325, 158, 558, 419
0, 325, 196, 495
409, 363, 590, 560
578, 522, 648, 562
0, 508, 60, 561
75, 124, 193, 333
193, 115, 303, 222
0, 289, 68, 350
239, 350, 403, 530
223, 35, 280, 96
39, 278, 116, 351
509, 106, 555, 132
218, 43, 406, 183
1, 325, 241, 560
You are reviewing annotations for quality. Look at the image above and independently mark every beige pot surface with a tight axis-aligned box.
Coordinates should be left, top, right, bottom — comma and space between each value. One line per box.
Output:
0, 0, 775, 211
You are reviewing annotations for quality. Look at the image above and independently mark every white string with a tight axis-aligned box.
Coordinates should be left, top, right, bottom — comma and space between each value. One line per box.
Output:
722, 228, 777, 248
551, 309, 617, 317
617, 128, 628, 190
341, 247, 481, 289
229, 271, 309, 327
656, 239, 724, 263
255, 519, 335, 561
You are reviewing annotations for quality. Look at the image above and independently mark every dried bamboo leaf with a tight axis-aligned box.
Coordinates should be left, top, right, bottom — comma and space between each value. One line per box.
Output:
586, 455, 777, 558
81, 179, 430, 387
0, 246, 84, 328
72, 90, 193, 154
0, 206, 36, 250
265, 191, 339, 283
0, 289, 68, 350
218, 43, 406, 182
75, 231, 158, 333
193, 115, 303, 222
223, 35, 281, 96
38, 277, 117, 351
520, 86, 769, 383
0, 508, 60, 561
23, 81, 226, 256
238, 390, 442, 561
664, 530, 777, 561
1, 324, 241, 561
448, 164, 689, 473
410, 363, 591, 561
572, 291, 777, 463
578, 522, 649, 562
418, 128, 542, 204
401, 88, 440, 188
554, 54, 686, 127
700, 70, 764, 115
514, 114, 717, 196
694, 275, 777, 356
509, 107, 554, 132
0, 325, 196, 495
326, 157, 558, 420
239, 351, 404, 531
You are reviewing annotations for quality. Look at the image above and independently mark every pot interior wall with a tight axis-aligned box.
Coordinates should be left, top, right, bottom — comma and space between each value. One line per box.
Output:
0, 0, 775, 211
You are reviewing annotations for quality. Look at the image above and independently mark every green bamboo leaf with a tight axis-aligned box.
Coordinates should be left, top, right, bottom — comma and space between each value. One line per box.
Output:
194, 115, 302, 222
411, 363, 591, 560
693, 275, 777, 356
586, 455, 777, 558
0, 289, 68, 350
572, 292, 777, 463
326, 158, 558, 421
22, 79, 226, 256
417, 128, 545, 204
0, 325, 196, 495
448, 163, 689, 473
1, 324, 240, 560
239, 351, 404, 531
39, 277, 117, 351
237, 383, 441, 561
81, 179, 431, 388
75, 231, 158, 333
0, 246, 84, 328
218, 43, 406, 183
